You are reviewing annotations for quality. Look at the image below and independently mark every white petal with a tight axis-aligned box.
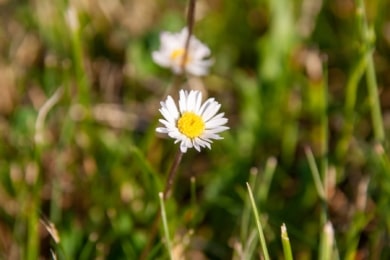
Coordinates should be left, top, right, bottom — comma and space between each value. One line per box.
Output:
193, 140, 201, 152
201, 101, 221, 122
159, 121, 177, 133
204, 112, 226, 122
152, 51, 170, 67
204, 126, 229, 135
192, 90, 202, 111
212, 125, 229, 132
185, 138, 193, 148
186, 90, 198, 112
179, 27, 189, 42
179, 137, 192, 153
172, 65, 184, 74
180, 143, 188, 153
168, 130, 181, 139
193, 43, 211, 58
194, 137, 211, 149
198, 98, 214, 114
193, 91, 203, 113
160, 32, 177, 47
159, 98, 179, 124
156, 127, 168, 133
179, 89, 188, 113
165, 96, 179, 119
205, 117, 228, 128
186, 64, 209, 76
159, 108, 174, 124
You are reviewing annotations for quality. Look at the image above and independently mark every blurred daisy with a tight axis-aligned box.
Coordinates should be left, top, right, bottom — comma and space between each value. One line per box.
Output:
152, 27, 213, 76
156, 90, 229, 153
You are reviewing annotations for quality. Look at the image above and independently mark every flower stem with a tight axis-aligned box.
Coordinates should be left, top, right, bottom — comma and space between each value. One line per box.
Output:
181, 0, 197, 70
163, 149, 183, 199
140, 149, 183, 259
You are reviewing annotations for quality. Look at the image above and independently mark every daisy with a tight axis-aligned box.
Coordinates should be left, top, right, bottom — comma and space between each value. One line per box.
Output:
152, 27, 213, 76
156, 90, 229, 153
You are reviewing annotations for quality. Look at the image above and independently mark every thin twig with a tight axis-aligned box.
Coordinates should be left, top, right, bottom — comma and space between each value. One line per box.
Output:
181, 0, 196, 71
163, 150, 183, 199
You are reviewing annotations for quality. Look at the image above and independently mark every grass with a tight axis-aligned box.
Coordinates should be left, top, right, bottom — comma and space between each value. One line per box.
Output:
0, 0, 390, 259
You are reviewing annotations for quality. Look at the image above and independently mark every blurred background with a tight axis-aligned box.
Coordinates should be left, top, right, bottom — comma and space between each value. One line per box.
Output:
1, 0, 390, 259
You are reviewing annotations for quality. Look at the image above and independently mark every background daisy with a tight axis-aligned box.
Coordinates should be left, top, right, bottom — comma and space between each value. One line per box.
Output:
152, 27, 213, 76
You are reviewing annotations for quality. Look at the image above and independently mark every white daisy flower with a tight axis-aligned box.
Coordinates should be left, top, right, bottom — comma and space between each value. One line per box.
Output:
152, 27, 213, 76
156, 90, 229, 153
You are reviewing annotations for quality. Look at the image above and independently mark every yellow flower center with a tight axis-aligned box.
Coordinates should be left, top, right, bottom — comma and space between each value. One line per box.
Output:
177, 112, 205, 138
170, 48, 191, 65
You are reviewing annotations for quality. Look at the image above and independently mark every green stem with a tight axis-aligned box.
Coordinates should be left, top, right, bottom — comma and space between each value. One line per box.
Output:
337, 56, 367, 160
241, 167, 259, 242
366, 52, 384, 141
26, 189, 40, 260
345, 56, 367, 114
67, 7, 90, 106
320, 76, 328, 195
355, 0, 385, 142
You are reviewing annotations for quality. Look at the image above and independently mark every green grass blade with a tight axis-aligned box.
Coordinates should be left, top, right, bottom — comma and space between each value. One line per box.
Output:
319, 221, 334, 260
246, 182, 270, 260
159, 192, 173, 260
257, 157, 277, 204
304, 147, 326, 201
281, 223, 293, 260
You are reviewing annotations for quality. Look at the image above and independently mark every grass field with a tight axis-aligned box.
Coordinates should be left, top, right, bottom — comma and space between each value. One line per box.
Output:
1, 0, 390, 259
